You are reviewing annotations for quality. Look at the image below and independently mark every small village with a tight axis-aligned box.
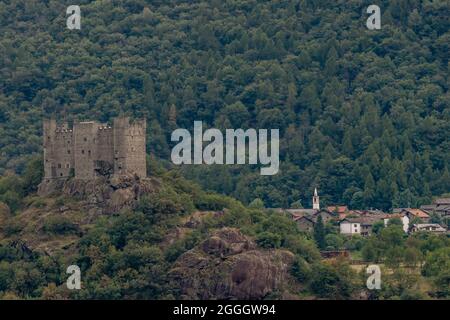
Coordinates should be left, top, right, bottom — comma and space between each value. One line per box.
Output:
274, 189, 450, 238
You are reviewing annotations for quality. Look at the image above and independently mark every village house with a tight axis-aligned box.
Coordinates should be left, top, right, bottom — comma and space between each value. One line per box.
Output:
383, 213, 410, 233
410, 224, 447, 234
283, 208, 316, 216
293, 215, 315, 232
360, 209, 386, 216
340, 212, 409, 236
339, 218, 362, 236
326, 205, 349, 220
394, 208, 430, 223
312, 209, 337, 224
339, 216, 384, 237
421, 198, 450, 218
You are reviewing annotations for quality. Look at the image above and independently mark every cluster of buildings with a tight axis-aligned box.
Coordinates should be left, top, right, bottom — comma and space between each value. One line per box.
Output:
274, 189, 449, 237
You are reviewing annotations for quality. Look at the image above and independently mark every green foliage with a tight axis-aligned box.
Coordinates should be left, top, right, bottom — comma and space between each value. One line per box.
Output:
291, 257, 311, 283
0, 175, 24, 212
313, 215, 326, 250
309, 262, 356, 299
371, 221, 385, 234
21, 156, 43, 195
3, 220, 24, 236
248, 198, 265, 209
164, 230, 203, 262
377, 268, 423, 300
42, 216, 78, 235
343, 235, 365, 251
193, 192, 237, 211
387, 218, 402, 226
422, 247, 450, 277
283, 235, 321, 263
324, 234, 344, 250
137, 187, 194, 221
256, 232, 281, 249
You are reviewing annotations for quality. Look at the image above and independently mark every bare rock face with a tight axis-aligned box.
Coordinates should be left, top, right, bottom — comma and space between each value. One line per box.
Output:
38, 174, 159, 214
169, 228, 295, 300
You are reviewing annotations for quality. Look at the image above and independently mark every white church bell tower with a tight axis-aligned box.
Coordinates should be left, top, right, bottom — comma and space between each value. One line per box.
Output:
313, 188, 320, 210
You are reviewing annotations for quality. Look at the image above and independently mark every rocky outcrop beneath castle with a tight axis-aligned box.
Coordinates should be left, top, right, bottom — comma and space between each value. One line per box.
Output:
38, 175, 159, 214
169, 228, 296, 299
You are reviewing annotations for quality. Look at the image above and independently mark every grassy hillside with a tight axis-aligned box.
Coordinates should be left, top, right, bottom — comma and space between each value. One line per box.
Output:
0, 162, 448, 300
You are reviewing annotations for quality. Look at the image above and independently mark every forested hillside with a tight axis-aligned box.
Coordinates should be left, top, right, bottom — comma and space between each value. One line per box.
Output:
1, 166, 449, 299
0, 0, 449, 210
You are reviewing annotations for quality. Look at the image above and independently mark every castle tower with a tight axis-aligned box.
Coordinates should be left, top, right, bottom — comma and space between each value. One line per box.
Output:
313, 188, 320, 210
113, 117, 147, 178
43, 119, 74, 180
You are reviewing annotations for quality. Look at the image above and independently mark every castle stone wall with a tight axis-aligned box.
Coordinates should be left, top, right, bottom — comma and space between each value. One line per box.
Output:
42, 117, 146, 181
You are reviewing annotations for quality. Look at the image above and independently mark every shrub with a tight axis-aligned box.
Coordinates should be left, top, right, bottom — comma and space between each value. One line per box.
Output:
4, 220, 24, 236
194, 193, 235, 211
291, 257, 311, 282
248, 198, 265, 209
54, 196, 66, 207
256, 232, 281, 248
32, 198, 47, 208
138, 188, 194, 220
42, 216, 78, 235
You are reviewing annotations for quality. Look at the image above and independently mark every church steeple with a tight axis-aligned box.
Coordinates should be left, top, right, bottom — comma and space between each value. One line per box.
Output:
313, 188, 320, 210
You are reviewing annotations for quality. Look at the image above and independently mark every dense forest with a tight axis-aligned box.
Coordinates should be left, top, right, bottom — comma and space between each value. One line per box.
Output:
0, 0, 449, 211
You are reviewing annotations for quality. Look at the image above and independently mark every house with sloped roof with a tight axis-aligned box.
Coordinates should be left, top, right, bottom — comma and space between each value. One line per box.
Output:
284, 208, 317, 216
340, 212, 410, 236
311, 209, 338, 224
339, 217, 376, 236
410, 223, 447, 234
293, 215, 316, 232
339, 216, 382, 237
382, 213, 410, 233
327, 205, 350, 219
394, 208, 430, 223
421, 198, 450, 217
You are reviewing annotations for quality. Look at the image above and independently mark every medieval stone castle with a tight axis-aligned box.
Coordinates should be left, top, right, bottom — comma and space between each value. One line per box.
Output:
42, 117, 146, 181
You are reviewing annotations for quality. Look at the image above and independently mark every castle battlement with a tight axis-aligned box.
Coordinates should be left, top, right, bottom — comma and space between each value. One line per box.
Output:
42, 117, 147, 181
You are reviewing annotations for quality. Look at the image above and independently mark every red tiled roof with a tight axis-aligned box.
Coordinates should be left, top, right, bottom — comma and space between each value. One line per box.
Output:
403, 208, 430, 218
327, 205, 348, 214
